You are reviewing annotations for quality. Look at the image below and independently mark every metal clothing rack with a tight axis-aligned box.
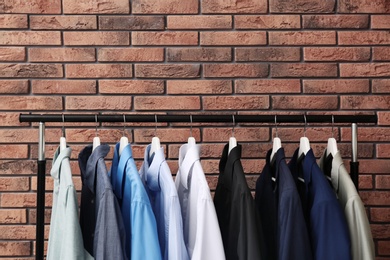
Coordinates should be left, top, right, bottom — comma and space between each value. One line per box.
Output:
19, 113, 377, 260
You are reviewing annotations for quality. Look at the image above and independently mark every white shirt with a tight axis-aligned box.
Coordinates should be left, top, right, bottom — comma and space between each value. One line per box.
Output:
47, 147, 93, 260
175, 144, 226, 260
320, 151, 375, 260
139, 145, 189, 260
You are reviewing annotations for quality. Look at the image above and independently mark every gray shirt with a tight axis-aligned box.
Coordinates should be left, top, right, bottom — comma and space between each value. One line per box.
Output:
79, 144, 127, 260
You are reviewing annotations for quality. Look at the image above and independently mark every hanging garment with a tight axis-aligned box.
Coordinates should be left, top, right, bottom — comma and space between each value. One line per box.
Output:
175, 144, 226, 260
78, 144, 127, 260
139, 145, 189, 260
288, 149, 351, 260
214, 144, 264, 260
109, 143, 162, 260
319, 151, 375, 260
255, 148, 312, 260
47, 146, 93, 260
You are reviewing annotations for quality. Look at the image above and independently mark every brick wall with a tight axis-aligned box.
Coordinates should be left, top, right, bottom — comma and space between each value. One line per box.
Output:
0, 0, 389, 258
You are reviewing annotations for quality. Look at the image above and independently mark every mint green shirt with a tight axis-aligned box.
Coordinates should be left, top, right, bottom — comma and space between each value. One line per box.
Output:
47, 146, 93, 260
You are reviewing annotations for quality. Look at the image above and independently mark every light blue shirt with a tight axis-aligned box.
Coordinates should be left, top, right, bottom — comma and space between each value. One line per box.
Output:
110, 143, 161, 260
140, 145, 189, 260
48, 146, 93, 260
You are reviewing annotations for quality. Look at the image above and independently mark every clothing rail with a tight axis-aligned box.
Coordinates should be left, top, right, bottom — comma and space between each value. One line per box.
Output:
19, 113, 377, 260
20, 113, 377, 123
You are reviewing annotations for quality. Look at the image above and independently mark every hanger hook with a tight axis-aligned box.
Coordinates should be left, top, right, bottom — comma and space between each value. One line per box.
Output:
190, 115, 193, 138
303, 113, 307, 137
62, 113, 66, 138
95, 114, 99, 137
275, 115, 278, 138
331, 115, 334, 138
123, 114, 126, 137
232, 114, 235, 137
154, 114, 158, 137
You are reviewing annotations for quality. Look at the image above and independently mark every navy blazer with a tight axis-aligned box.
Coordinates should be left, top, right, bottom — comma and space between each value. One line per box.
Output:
256, 148, 312, 260
289, 149, 351, 260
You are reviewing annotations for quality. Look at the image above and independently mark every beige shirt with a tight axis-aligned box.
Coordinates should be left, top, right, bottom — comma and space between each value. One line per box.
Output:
319, 151, 374, 260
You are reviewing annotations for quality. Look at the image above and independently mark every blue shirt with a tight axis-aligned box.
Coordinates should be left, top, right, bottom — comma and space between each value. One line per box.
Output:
255, 148, 312, 260
79, 144, 127, 260
139, 145, 189, 260
289, 149, 351, 260
109, 143, 161, 260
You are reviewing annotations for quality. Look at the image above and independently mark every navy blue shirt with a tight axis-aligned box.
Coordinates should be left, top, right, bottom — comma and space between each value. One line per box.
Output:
256, 148, 312, 260
79, 145, 127, 260
289, 149, 351, 260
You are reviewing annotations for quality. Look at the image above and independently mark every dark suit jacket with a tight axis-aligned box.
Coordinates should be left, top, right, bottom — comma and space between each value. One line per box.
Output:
214, 144, 264, 260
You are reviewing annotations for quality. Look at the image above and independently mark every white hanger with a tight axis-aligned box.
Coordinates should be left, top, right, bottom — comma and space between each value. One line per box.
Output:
119, 114, 129, 156
60, 137, 67, 151
92, 114, 100, 152
149, 115, 160, 157
298, 114, 310, 157
327, 115, 338, 157
228, 115, 237, 154
60, 114, 67, 151
270, 115, 282, 162
188, 115, 196, 147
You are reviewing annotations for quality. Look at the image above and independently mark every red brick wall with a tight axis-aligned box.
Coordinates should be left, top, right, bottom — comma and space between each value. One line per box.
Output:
0, 0, 390, 258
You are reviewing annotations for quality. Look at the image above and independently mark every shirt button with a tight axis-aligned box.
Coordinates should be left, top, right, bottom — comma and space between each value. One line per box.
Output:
91, 199, 94, 204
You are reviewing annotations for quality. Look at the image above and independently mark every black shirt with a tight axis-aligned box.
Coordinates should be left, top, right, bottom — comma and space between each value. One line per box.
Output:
214, 144, 264, 260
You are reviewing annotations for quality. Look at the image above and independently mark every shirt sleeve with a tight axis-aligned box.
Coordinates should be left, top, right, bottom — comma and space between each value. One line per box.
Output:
131, 200, 162, 260
191, 197, 226, 260
278, 187, 313, 260
94, 191, 127, 260
235, 192, 263, 260
311, 200, 352, 260
62, 185, 94, 260
168, 196, 189, 260
345, 196, 375, 260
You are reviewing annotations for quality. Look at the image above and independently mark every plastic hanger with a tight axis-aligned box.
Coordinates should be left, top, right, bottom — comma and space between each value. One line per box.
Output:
119, 114, 129, 156
228, 115, 237, 154
149, 115, 160, 157
60, 114, 67, 151
298, 114, 310, 157
270, 115, 282, 162
92, 114, 100, 152
326, 115, 338, 157
188, 115, 196, 147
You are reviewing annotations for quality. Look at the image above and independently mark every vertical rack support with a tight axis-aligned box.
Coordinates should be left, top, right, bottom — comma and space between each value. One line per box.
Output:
350, 123, 359, 191
36, 122, 46, 260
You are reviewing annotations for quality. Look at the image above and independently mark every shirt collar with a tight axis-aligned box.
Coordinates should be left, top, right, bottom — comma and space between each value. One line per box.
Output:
267, 147, 285, 180
50, 146, 72, 180
79, 144, 110, 194
115, 143, 134, 198
145, 145, 165, 192
302, 149, 316, 184
219, 143, 242, 190
219, 143, 242, 173
331, 151, 343, 191
110, 143, 132, 199
178, 144, 200, 189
